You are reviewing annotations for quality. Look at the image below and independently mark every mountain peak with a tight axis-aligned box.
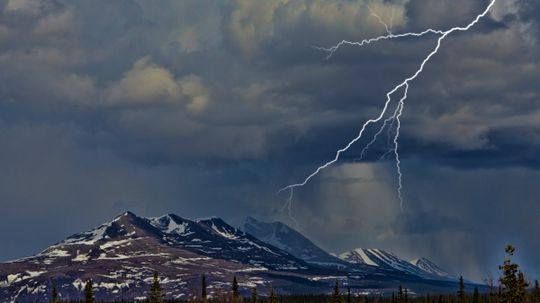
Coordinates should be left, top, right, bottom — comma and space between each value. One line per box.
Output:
410, 257, 454, 279
196, 216, 227, 226
113, 210, 138, 220
0, 211, 468, 301
240, 217, 349, 268
338, 248, 457, 281
197, 217, 244, 239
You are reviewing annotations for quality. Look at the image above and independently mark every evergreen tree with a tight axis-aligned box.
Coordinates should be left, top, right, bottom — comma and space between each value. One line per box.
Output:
232, 275, 240, 301
472, 287, 480, 303
202, 274, 207, 301
148, 271, 162, 303
84, 279, 95, 303
51, 285, 58, 303
268, 285, 278, 303
398, 286, 404, 303
331, 281, 345, 303
499, 245, 528, 303
458, 276, 466, 303
533, 280, 540, 303
438, 295, 444, 303
404, 288, 409, 303
347, 286, 352, 303
251, 286, 258, 303
391, 293, 396, 303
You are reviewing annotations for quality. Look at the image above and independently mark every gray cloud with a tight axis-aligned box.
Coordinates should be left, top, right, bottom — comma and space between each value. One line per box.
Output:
0, 0, 539, 282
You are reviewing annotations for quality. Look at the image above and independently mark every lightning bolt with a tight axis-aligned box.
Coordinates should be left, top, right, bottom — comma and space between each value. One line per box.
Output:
280, 0, 496, 217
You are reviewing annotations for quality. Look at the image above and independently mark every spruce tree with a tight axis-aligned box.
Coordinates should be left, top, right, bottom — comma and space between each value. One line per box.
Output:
84, 279, 95, 303
202, 274, 207, 301
331, 281, 345, 303
232, 275, 240, 301
472, 287, 480, 303
347, 286, 352, 303
533, 280, 540, 303
458, 276, 466, 303
499, 245, 528, 303
51, 285, 58, 303
269, 285, 278, 303
398, 286, 404, 303
404, 288, 409, 303
149, 271, 162, 303
251, 286, 257, 303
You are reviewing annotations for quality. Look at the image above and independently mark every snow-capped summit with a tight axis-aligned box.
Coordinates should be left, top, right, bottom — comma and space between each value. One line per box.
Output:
0, 211, 469, 302
339, 248, 456, 281
339, 248, 417, 274
58, 211, 159, 247
197, 217, 242, 239
339, 248, 382, 267
338, 248, 423, 275
410, 257, 454, 279
145, 214, 309, 271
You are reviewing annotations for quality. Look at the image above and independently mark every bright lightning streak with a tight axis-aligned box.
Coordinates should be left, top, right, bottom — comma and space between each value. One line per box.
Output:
314, 28, 444, 60
280, 0, 496, 217
393, 84, 407, 210
356, 105, 400, 161
379, 117, 397, 161
280, 188, 299, 227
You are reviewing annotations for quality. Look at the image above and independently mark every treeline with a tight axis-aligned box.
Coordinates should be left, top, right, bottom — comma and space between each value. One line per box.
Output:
49, 245, 540, 303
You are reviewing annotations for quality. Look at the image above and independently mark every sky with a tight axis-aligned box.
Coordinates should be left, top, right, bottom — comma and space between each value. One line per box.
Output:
0, 0, 539, 282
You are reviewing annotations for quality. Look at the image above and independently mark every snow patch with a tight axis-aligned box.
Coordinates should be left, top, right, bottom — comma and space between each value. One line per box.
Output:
41, 249, 70, 258
100, 238, 134, 250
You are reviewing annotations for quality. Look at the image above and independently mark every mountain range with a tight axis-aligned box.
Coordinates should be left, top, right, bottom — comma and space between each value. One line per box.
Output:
0, 211, 469, 302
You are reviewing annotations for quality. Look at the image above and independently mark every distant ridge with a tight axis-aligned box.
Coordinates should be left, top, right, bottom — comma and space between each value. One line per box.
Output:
0, 211, 470, 302
241, 217, 456, 281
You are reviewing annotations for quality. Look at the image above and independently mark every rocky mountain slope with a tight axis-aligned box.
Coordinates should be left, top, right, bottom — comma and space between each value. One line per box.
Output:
0, 212, 466, 302
241, 217, 351, 269
339, 248, 453, 281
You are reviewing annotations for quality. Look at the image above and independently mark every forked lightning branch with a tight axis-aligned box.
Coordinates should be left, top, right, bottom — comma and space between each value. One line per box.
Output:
279, 0, 497, 219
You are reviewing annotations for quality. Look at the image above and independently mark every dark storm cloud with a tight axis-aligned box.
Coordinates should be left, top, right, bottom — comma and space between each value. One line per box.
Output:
0, 0, 539, 281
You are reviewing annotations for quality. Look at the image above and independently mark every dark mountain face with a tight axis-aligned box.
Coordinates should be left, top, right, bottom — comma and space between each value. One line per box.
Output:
148, 214, 310, 270
0, 212, 466, 302
338, 249, 457, 281
0, 212, 321, 302
241, 217, 457, 281
410, 257, 455, 280
240, 217, 353, 270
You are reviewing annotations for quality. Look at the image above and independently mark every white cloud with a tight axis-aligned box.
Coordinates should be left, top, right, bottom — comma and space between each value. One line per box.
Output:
107, 56, 182, 103
106, 56, 211, 114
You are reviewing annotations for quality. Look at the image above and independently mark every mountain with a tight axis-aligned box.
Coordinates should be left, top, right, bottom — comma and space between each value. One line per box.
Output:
0, 212, 467, 302
240, 217, 351, 269
148, 214, 308, 270
0, 212, 317, 302
339, 248, 455, 281
241, 217, 455, 282
410, 257, 455, 280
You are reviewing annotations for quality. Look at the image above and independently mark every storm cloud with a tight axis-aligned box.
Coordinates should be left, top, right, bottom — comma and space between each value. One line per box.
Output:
0, 0, 539, 281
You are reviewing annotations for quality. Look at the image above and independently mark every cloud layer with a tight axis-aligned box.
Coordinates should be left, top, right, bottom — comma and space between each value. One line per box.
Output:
0, 0, 539, 281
